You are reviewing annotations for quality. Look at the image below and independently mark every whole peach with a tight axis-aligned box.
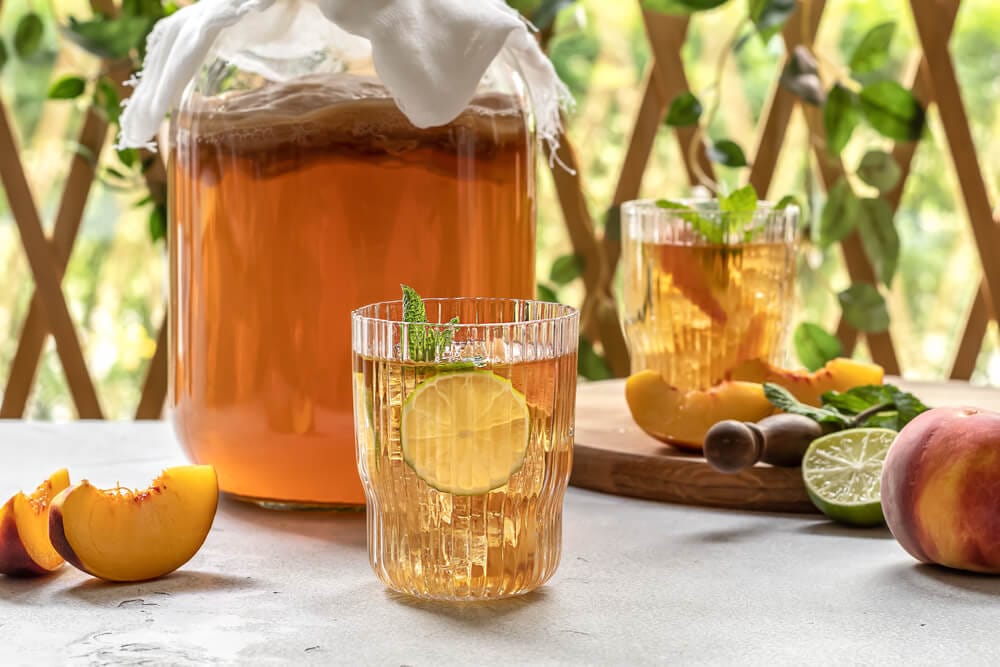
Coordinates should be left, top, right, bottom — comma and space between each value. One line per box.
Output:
881, 407, 1000, 573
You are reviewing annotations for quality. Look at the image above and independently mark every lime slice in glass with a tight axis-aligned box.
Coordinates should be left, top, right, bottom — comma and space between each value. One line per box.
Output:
401, 371, 529, 495
801, 428, 897, 527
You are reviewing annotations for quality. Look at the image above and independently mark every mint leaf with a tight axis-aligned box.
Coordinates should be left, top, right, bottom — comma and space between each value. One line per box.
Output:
794, 322, 842, 371
721, 184, 758, 237
401, 284, 435, 361
720, 184, 757, 215
763, 383, 849, 426
656, 199, 723, 243
401, 286, 467, 364
821, 384, 929, 430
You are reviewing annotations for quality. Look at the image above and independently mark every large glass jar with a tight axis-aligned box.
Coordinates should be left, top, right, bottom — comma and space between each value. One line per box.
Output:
168, 45, 536, 508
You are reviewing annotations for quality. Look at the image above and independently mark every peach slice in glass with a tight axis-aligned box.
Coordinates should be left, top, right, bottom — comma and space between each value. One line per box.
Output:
49, 465, 219, 582
0, 469, 71, 577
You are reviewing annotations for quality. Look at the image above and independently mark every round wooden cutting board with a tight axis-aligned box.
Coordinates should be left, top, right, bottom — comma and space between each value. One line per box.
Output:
569, 377, 1000, 514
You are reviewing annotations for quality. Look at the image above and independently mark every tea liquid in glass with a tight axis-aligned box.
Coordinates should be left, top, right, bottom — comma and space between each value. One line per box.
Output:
623, 236, 795, 390
169, 75, 535, 506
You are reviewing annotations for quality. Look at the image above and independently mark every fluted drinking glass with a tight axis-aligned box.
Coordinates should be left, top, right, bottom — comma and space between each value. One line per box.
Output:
620, 199, 798, 390
352, 297, 578, 600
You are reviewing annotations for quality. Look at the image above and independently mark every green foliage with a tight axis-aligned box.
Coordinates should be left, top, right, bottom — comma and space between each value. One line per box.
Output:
0, 40, 8, 71
749, 0, 796, 43
707, 139, 748, 167
837, 283, 890, 333
665, 92, 702, 127
148, 204, 167, 243
823, 84, 859, 155
857, 150, 901, 193
14, 13, 45, 58
578, 337, 613, 380
63, 16, 156, 60
48, 75, 86, 99
848, 22, 895, 74
549, 254, 584, 285
530, 0, 578, 30
819, 178, 859, 247
643, 0, 729, 14
794, 322, 842, 371
859, 80, 925, 142
548, 25, 600, 100
856, 197, 899, 286
536, 284, 559, 302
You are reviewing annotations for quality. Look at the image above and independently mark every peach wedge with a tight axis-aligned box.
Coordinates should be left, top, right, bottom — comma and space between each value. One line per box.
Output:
626, 371, 774, 451
0, 469, 71, 577
730, 357, 884, 407
49, 465, 219, 582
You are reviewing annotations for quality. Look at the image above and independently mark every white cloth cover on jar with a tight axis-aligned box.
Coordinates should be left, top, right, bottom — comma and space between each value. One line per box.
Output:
118, 0, 572, 156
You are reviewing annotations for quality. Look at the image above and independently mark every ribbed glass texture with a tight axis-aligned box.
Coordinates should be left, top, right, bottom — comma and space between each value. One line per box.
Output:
352, 298, 579, 600
620, 200, 799, 390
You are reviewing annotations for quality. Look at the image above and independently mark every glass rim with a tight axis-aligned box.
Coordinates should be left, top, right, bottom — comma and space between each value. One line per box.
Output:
621, 198, 800, 219
351, 296, 579, 328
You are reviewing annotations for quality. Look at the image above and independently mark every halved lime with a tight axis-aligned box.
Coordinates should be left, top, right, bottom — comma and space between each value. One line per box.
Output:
401, 371, 529, 495
801, 428, 897, 527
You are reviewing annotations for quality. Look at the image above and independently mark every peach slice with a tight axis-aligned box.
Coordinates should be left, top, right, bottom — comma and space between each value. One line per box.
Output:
49, 465, 218, 582
0, 469, 70, 577
626, 370, 775, 451
730, 357, 885, 407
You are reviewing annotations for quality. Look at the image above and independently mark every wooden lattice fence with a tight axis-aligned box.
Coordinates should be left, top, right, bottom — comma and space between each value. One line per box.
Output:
0, 0, 995, 419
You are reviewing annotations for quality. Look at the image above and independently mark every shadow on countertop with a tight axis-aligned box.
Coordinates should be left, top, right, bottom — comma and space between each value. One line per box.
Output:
215, 494, 367, 551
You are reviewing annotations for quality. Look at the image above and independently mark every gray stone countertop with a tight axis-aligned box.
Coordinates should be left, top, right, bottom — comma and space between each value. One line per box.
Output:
1, 421, 998, 665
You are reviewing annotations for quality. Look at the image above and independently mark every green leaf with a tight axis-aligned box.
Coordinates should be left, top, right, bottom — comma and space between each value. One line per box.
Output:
48, 75, 87, 100
856, 150, 901, 193
821, 385, 896, 414
117, 148, 138, 168
749, 0, 796, 43
856, 197, 899, 286
550, 254, 584, 286
819, 178, 859, 247
837, 283, 890, 333
642, 0, 729, 14
578, 337, 613, 380
859, 81, 925, 142
149, 204, 167, 243
794, 322, 842, 372
821, 384, 929, 430
892, 390, 929, 427
719, 184, 758, 233
665, 92, 702, 127
14, 13, 45, 59
720, 184, 758, 214
63, 16, 154, 60
401, 284, 433, 361
0, 40, 9, 72
780, 46, 825, 106
763, 383, 849, 426
775, 195, 799, 210
849, 22, 896, 74
531, 0, 577, 31
95, 77, 121, 124
707, 139, 748, 167
537, 283, 559, 303
823, 84, 860, 155
656, 200, 724, 244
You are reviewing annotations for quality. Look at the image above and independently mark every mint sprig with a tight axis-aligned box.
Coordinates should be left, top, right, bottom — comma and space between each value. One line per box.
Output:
401, 284, 458, 362
763, 381, 929, 431
655, 184, 762, 243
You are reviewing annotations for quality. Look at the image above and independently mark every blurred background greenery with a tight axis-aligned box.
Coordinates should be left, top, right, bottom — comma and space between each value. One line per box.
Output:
0, 0, 997, 419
